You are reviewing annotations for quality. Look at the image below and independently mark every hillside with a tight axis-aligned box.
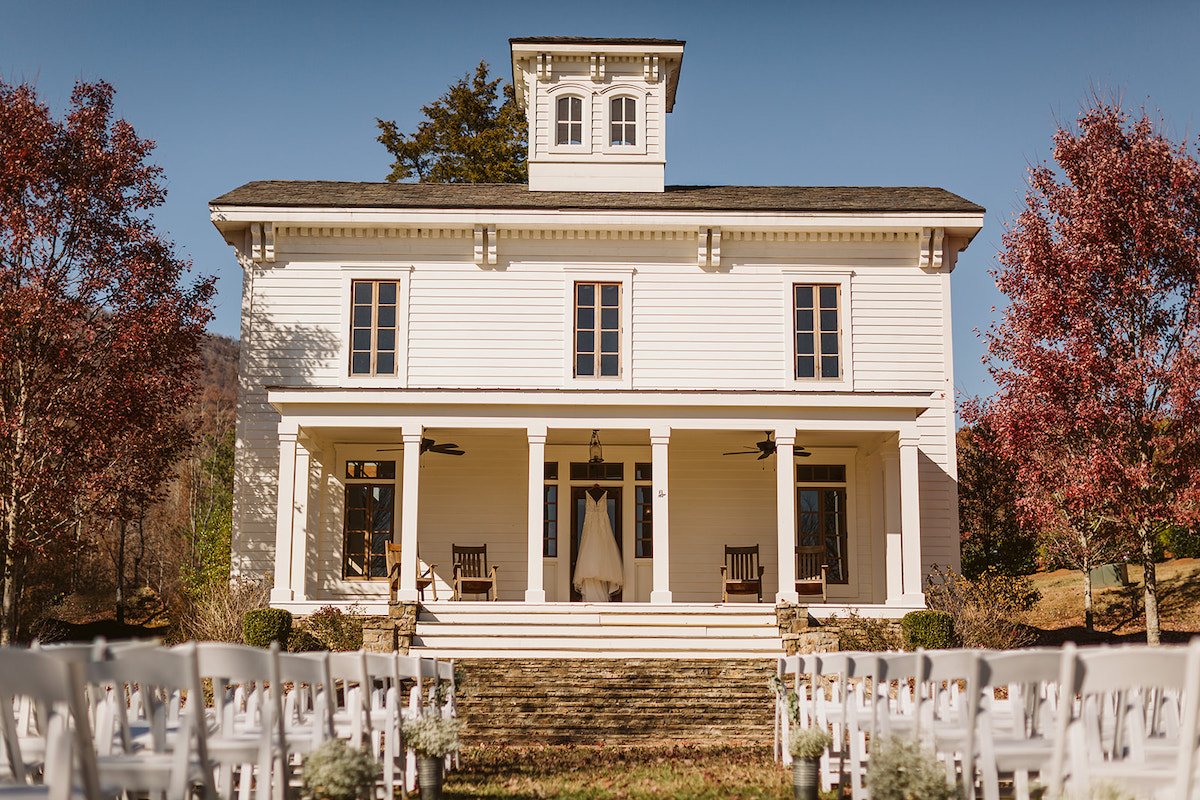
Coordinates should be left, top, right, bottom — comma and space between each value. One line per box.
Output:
1026, 558, 1200, 645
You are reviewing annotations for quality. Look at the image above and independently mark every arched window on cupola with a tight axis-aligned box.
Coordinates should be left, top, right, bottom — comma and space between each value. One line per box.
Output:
556, 95, 584, 145
609, 96, 637, 146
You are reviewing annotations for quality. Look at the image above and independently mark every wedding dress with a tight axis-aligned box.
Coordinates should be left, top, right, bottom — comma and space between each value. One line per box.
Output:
572, 491, 624, 602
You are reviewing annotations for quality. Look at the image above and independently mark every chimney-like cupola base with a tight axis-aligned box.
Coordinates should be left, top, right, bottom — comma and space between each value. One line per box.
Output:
509, 37, 685, 193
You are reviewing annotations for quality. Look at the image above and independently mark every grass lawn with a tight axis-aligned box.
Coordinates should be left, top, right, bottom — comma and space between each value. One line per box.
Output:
442, 744, 795, 799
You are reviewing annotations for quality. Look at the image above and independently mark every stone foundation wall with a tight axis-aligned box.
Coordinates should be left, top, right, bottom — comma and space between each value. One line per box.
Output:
361, 602, 419, 653
774, 603, 903, 654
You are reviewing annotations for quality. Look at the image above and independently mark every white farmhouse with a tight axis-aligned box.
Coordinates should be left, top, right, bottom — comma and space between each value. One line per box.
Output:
210, 37, 984, 657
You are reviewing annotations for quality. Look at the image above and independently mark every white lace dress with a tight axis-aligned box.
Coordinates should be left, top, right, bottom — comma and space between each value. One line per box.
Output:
572, 491, 624, 602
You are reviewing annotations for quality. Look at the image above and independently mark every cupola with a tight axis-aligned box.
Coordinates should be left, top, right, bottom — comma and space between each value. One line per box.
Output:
509, 37, 685, 192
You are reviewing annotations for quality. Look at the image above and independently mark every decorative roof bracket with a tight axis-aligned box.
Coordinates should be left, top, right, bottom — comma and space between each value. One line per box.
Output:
919, 227, 944, 271
698, 226, 721, 268
250, 222, 275, 263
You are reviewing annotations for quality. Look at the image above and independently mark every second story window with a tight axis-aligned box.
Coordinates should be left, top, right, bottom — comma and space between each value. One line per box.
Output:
795, 284, 840, 380
610, 97, 636, 146
350, 280, 398, 376
575, 281, 620, 377
556, 96, 583, 145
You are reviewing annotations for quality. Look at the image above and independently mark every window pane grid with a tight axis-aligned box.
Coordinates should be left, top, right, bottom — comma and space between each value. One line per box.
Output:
635, 483, 652, 558
796, 485, 848, 584
543, 484, 558, 557
794, 283, 840, 380
610, 97, 636, 146
556, 96, 583, 145
344, 481, 395, 580
575, 282, 620, 378
350, 280, 398, 376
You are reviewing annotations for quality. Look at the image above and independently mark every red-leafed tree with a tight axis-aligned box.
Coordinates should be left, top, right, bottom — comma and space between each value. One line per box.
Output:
0, 79, 213, 642
972, 97, 1200, 644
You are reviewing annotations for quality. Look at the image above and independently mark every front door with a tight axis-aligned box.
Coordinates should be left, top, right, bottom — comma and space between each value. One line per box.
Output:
570, 486, 623, 602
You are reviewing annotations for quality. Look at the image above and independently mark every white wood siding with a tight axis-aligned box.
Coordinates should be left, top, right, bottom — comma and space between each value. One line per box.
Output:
231, 228, 960, 594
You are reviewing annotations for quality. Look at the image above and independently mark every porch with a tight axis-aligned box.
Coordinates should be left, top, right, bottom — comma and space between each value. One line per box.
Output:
261, 389, 949, 622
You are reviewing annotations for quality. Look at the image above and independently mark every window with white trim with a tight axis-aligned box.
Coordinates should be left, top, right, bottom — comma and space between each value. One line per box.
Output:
796, 464, 848, 584
794, 284, 841, 380
350, 280, 398, 376
343, 460, 395, 580
574, 281, 620, 378
610, 97, 636, 146
556, 95, 584, 145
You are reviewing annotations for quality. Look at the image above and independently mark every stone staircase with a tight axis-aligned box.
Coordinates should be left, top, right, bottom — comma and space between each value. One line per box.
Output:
454, 658, 779, 744
411, 602, 785, 659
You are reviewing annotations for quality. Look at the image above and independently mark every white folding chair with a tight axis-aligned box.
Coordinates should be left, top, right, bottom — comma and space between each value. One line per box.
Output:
1050, 639, 1200, 800
276, 651, 335, 757
82, 641, 216, 800
917, 649, 984, 800
870, 650, 925, 743
191, 642, 286, 800
975, 646, 1071, 800
0, 648, 105, 800
325, 652, 372, 750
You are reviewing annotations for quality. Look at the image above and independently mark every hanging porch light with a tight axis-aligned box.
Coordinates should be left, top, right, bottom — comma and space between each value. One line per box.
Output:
589, 430, 604, 463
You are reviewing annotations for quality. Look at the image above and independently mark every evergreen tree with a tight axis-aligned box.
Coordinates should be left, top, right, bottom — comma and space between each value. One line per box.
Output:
377, 60, 527, 184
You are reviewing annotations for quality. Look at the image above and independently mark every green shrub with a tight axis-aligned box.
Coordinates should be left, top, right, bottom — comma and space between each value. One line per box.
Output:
924, 564, 1037, 650
1163, 525, 1200, 559
825, 609, 902, 651
243, 608, 292, 648
301, 605, 363, 652
866, 735, 961, 800
789, 725, 832, 760
288, 628, 323, 652
402, 713, 462, 758
300, 739, 379, 800
901, 610, 955, 650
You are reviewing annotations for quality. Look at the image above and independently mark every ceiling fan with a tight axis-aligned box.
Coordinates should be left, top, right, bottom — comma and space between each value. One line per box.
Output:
377, 437, 466, 456
722, 431, 810, 460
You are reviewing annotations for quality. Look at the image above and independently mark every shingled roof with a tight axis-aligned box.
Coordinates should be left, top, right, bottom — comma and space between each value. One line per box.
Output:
508, 36, 686, 47
210, 181, 984, 214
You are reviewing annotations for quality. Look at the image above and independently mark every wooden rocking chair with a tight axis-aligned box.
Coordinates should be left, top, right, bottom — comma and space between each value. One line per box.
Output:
796, 549, 828, 603
721, 544, 766, 602
452, 544, 499, 601
385, 542, 437, 603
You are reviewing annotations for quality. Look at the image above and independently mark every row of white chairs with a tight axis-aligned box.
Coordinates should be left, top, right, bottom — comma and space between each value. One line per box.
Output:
777, 638, 1200, 800
0, 639, 457, 800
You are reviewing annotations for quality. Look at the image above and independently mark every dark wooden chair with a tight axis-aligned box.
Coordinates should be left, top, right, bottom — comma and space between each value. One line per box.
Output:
452, 544, 499, 601
721, 545, 766, 602
385, 542, 437, 603
796, 550, 829, 603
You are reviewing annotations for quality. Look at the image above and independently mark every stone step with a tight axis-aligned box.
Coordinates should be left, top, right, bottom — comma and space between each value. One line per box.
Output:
453, 657, 779, 744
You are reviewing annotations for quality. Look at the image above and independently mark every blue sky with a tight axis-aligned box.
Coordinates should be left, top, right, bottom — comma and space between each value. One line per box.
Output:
3, 0, 1199, 409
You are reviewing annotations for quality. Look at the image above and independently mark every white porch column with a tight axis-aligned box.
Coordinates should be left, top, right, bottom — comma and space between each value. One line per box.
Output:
525, 426, 547, 603
396, 426, 423, 602
883, 449, 905, 604
899, 426, 924, 604
271, 425, 299, 603
650, 427, 672, 604
291, 448, 327, 603
776, 430, 799, 604
287, 442, 313, 602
